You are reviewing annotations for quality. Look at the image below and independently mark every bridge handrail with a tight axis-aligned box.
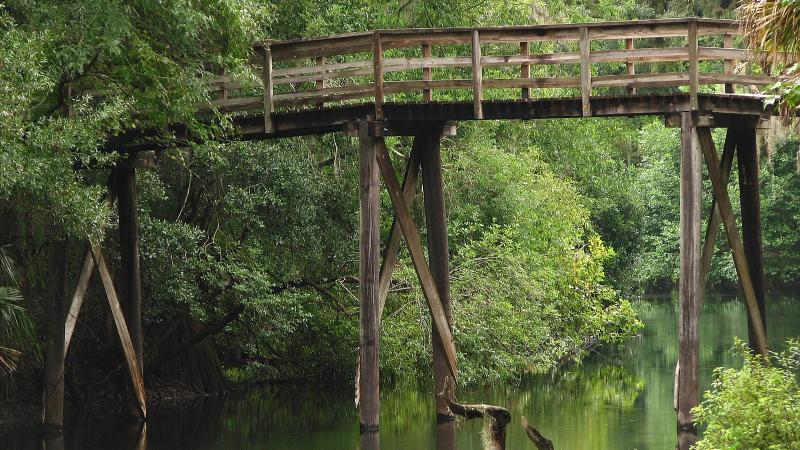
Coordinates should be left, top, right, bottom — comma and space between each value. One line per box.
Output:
209, 18, 775, 132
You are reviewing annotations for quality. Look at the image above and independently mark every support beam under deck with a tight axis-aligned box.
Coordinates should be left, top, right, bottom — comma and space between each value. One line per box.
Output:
677, 111, 702, 449
419, 133, 456, 422
358, 121, 381, 433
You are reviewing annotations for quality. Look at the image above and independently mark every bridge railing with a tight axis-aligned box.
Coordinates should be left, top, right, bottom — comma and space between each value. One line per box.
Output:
210, 18, 775, 132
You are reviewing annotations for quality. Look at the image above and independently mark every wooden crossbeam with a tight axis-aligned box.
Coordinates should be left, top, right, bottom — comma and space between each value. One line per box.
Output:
699, 128, 737, 296
63, 249, 94, 356
91, 245, 147, 417
377, 145, 421, 319
374, 138, 458, 380
696, 127, 768, 357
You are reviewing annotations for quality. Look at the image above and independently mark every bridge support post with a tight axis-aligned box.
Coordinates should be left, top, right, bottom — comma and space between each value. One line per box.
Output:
358, 121, 381, 433
43, 238, 67, 432
736, 124, 767, 351
677, 112, 701, 449
419, 132, 456, 422
117, 162, 145, 420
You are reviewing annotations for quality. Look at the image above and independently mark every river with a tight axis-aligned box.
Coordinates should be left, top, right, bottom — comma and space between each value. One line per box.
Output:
4, 294, 800, 449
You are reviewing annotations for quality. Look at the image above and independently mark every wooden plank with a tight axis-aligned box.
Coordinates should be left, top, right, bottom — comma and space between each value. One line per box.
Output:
696, 126, 768, 357
471, 31, 483, 119
483, 52, 579, 66
262, 46, 274, 133
64, 249, 94, 355
116, 164, 144, 418
626, 38, 636, 95
270, 33, 374, 60
723, 34, 735, 93
420, 133, 455, 418
520, 42, 531, 100
422, 43, 433, 102
700, 128, 736, 296
374, 137, 458, 380
580, 27, 591, 116
384, 79, 477, 93
688, 20, 699, 110
91, 245, 147, 418
274, 66, 373, 85
273, 85, 374, 107
357, 121, 380, 432
593, 72, 688, 88
273, 59, 373, 78
378, 146, 421, 319
677, 111, 702, 444
737, 125, 767, 352
384, 56, 471, 71
373, 33, 384, 120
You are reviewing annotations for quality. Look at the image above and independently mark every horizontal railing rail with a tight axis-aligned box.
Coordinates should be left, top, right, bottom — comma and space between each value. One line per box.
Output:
204, 18, 776, 131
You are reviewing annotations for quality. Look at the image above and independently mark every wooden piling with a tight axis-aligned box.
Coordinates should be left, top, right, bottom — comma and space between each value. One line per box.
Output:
420, 133, 455, 421
43, 238, 67, 431
677, 112, 701, 447
117, 164, 145, 419
737, 125, 767, 351
358, 121, 381, 433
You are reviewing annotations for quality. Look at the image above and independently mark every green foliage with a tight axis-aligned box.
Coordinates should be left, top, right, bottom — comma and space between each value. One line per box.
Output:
692, 339, 800, 450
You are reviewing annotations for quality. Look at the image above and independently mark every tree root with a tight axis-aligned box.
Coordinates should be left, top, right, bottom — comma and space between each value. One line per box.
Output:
436, 377, 511, 450
521, 416, 554, 450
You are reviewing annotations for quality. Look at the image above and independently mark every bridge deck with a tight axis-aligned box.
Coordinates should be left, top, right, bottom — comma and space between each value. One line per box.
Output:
109, 18, 777, 149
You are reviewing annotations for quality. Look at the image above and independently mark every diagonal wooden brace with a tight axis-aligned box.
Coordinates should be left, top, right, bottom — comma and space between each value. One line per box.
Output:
377, 144, 421, 319
699, 128, 736, 297
374, 139, 458, 380
91, 244, 148, 417
64, 248, 94, 356
697, 127, 768, 357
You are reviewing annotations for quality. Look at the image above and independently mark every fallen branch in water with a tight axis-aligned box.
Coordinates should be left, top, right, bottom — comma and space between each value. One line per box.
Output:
521, 416, 554, 450
436, 377, 511, 450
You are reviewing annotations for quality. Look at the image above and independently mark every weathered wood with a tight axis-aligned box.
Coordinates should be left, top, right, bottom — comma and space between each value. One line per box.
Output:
374, 136, 458, 380
274, 85, 374, 107
373, 33, 384, 120
737, 125, 767, 352
723, 34, 735, 94
471, 31, 483, 119
420, 133, 455, 419
521, 417, 554, 450
378, 147, 421, 319
700, 128, 737, 296
677, 112, 701, 446
91, 245, 147, 418
422, 43, 433, 102
696, 126, 768, 357
520, 42, 531, 100
437, 377, 510, 450
358, 121, 381, 432
273, 59, 373, 78
688, 20, 699, 110
117, 164, 144, 419
580, 27, 591, 116
63, 249, 94, 355
262, 46, 274, 133
43, 239, 67, 430
625, 38, 636, 95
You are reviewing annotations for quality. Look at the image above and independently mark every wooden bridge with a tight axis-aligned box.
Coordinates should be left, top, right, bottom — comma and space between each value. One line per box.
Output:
60, 18, 779, 450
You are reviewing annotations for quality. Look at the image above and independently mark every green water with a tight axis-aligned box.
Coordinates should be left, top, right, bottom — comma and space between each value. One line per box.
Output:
6, 295, 800, 449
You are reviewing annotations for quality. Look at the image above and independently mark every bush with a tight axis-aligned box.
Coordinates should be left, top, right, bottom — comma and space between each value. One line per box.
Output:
692, 339, 800, 450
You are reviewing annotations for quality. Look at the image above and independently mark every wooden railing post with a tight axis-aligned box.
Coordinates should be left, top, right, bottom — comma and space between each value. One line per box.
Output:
261, 44, 274, 133
422, 43, 433, 102
520, 41, 531, 101
688, 19, 699, 110
471, 30, 483, 119
579, 26, 591, 116
625, 38, 636, 95
315, 56, 326, 107
723, 34, 735, 93
373, 33, 384, 120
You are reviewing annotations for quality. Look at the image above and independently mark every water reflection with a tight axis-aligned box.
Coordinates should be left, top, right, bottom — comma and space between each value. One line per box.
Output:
3, 295, 799, 450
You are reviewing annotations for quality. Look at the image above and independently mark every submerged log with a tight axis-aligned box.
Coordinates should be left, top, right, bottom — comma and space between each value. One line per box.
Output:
522, 417, 554, 450
436, 377, 511, 450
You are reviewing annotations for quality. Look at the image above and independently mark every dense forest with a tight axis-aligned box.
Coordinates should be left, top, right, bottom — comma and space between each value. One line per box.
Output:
1, 0, 799, 438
